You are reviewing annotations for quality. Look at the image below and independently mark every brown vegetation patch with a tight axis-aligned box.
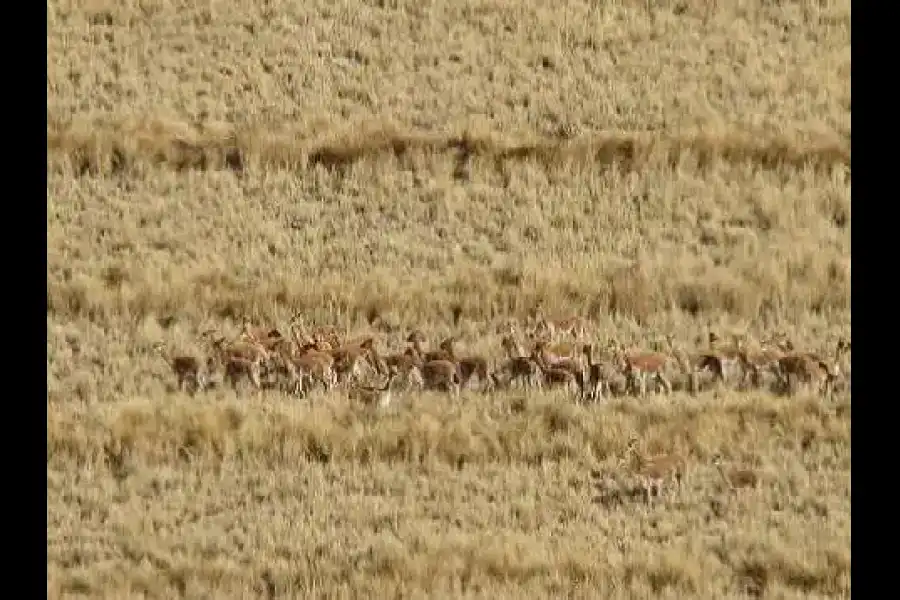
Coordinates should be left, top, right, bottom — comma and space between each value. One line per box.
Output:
48, 117, 849, 178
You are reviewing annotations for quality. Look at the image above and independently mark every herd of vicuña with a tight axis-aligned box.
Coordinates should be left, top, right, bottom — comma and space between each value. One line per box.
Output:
152, 310, 850, 406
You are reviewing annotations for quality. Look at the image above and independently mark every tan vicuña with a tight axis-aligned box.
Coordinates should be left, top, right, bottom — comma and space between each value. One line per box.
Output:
623, 437, 686, 504
152, 342, 208, 395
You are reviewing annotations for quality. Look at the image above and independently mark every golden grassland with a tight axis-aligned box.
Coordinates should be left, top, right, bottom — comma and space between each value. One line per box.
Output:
47, 0, 850, 597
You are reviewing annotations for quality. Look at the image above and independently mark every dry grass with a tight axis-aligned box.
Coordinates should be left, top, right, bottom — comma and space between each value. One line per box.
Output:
47, 0, 850, 597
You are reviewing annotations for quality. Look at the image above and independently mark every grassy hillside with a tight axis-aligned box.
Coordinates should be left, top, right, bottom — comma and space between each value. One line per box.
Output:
47, 0, 850, 598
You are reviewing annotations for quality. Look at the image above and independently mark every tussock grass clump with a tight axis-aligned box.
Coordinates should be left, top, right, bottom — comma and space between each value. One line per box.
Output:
47, 116, 850, 177
48, 392, 848, 471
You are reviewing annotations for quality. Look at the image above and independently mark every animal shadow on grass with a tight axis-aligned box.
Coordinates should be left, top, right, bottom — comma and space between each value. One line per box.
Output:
589, 470, 650, 508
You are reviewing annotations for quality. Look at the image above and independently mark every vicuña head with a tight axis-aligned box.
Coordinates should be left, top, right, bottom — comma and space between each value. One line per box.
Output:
406, 330, 427, 344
